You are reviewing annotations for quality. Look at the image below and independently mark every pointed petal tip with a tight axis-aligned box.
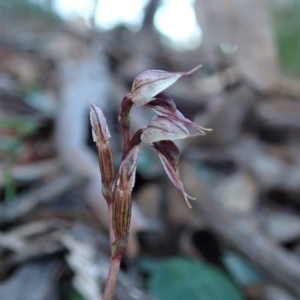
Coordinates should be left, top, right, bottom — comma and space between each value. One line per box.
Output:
184, 64, 202, 75
200, 128, 213, 135
184, 197, 192, 209
90, 104, 99, 112
187, 194, 197, 200
90, 104, 102, 118
185, 193, 196, 209
89, 104, 111, 142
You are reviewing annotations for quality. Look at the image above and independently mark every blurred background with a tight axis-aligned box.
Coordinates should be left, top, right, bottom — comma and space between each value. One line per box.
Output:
1, 0, 300, 299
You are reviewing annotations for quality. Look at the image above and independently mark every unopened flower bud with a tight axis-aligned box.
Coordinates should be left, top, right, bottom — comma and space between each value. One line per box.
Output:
112, 189, 132, 241
90, 104, 110, 144
131, 65, 202, 106
90, 105, 114, 190
112, 146, 139, 240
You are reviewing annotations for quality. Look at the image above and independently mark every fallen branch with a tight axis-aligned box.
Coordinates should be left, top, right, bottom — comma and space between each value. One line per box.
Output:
0, 173, 83, 224
182, 163, 300, 298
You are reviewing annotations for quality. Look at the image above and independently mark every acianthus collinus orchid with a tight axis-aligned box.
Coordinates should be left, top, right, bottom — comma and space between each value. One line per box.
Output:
90, 65, 211, 300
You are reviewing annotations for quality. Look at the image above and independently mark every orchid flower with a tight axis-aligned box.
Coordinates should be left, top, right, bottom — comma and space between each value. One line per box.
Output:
152, 140, 196, 208
127, 67, 211, 207
90, 64, 211, 300
140, 111, 210, 207
140, 113, 209, 208
147, 93, 211, 135
130, 64, 202, 106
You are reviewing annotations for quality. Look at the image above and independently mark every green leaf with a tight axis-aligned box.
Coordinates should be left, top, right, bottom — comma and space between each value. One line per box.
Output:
0, 117, 38, 201
147, 257, 245, 300
0, 136, 21, 153
222, 251, 262, 286
268, 0, 300, 76
4, 164, 17, 201
68, 288, 85, 300
0, 117, 38, 137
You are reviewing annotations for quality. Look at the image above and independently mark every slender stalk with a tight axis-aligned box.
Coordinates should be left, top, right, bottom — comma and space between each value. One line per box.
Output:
119, 95, 133, 159
100, 95, 133, 300
102, 196, 123, 300
107, 202, 115, 245
102, 254, 122, 300
122, 127, 130, 159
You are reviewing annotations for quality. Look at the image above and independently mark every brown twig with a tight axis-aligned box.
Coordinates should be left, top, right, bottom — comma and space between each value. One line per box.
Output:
0, 173, 83, 225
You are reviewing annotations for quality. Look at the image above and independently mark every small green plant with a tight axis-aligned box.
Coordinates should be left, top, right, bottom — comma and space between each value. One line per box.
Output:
268, 0, 300, 76
90, 65, 211, 300
0, 117, 37, 201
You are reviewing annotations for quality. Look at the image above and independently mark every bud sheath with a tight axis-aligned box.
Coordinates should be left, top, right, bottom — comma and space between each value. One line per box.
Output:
112, 189, 132, 240
98, 144, 114, 189
112, 146, 139, 240
90, 105, 115, 192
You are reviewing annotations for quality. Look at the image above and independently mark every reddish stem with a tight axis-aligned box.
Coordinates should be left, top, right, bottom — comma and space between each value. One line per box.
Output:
119, 95, 133, 159
122, 127, 130, 160
101, 94, 133, 300
107, 202, 115, 245
102, 254, 122, 300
